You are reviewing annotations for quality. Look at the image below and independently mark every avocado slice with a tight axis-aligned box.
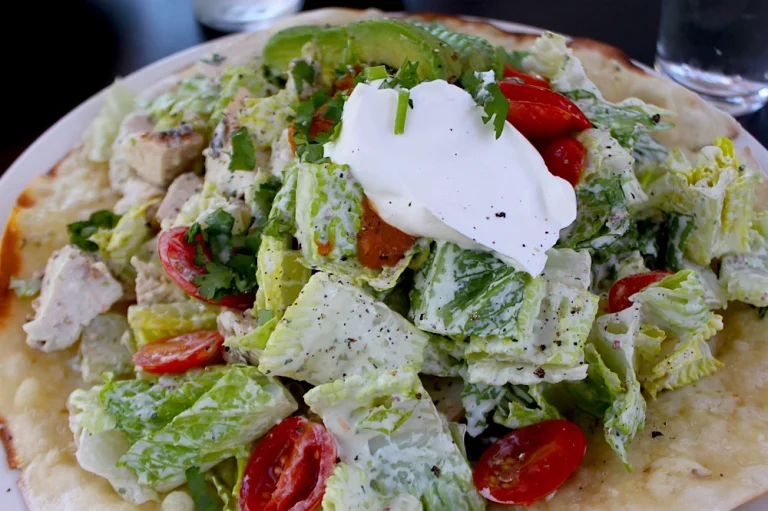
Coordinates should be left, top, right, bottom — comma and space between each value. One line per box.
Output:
263, 25, 348, 75
346, 20, 461, 82
263, 19, 462, 82
409, 20, 496, 73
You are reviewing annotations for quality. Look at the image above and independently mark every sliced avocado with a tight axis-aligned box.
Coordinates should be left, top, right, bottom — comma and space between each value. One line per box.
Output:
346, 20, 461, 82
263, 19, 462, 82
409, 20, 496, 73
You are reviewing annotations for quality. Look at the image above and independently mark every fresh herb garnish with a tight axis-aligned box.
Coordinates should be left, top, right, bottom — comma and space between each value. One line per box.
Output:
290, 60, 316, 95
201, 53, 225, 66
185, 467, 223, 511
379, 59, 420, 90
228, 127, 256, 171
394, 90, 410, 135
460, 71, 509, 139
292, 89, 344, 163
186, 209, 261, 301
67, 210, 122, 251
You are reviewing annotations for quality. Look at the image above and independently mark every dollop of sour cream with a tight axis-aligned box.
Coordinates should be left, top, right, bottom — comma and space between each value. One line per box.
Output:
324, 79, 577, 276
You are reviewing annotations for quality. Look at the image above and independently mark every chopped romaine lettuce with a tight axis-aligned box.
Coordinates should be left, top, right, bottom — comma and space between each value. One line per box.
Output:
256, 235, 310, 317
236, 89, 297, 151
577, 129, 647, 209
465, 277, 598, 385
644, 138, 761, 264
119, 365, 296, 492
84, 80, 136, 163
258, 272, 429, 385
210, 65, 277, 128
90, 202, 154, 282
719, 211, 768, 306
127, 301, 219, 346
68, 386, 158, 504
493, 384, 561, 430
460, 382, 506, 437
681, 259, 728, 310
540, 248, 592, 290
263, 161, 299, 238
101, 366, 230, 442
147, 75, 219, 133
410, 241, 544, 339
79, 313, 134, 384
295, 161, 424, 290
172, 182, 253, 234
558, 176, 632, 255
421, 334, 467, 378
305, 369, 485, 511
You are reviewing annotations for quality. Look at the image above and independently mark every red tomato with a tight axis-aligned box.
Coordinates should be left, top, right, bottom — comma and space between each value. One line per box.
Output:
608, 270, 675, 312
240, 417, 337, 511
473, 420, 586, 506
133, 331, 224, 374
502, 65, 550, 88
498, 81, 591, 133
158, 226, 254, 310
542, 137, 586, 187
506, 101, 575, 139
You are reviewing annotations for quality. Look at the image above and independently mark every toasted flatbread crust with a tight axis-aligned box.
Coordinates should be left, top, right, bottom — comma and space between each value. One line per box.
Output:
0, 8, 762, 511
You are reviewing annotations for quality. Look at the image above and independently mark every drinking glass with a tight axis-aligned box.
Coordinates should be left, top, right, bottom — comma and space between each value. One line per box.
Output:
193, 0, 304, 32
655, 0, 768, 116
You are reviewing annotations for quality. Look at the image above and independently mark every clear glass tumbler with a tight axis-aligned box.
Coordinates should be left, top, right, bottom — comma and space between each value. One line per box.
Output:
655, 0, 768, 116
193, 0, 304, 32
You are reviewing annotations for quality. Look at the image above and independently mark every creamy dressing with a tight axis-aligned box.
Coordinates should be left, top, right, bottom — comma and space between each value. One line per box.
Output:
324, 80, 576, 276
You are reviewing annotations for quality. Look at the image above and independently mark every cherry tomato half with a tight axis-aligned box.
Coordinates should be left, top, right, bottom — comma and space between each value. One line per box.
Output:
158, 226, 254, 310
133, 330, 224, 374
498, 81, 591, 133
502, 65, 550, 88
608, 270, 675, 313
240, 417, 337, 511
506, 101, 576, 139
542, 137, 586, 187
473, 419, 586, 506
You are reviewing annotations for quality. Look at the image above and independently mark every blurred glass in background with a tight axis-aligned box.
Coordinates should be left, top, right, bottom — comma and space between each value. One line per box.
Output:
656, 0, 768, 116
193, 0, 304, 32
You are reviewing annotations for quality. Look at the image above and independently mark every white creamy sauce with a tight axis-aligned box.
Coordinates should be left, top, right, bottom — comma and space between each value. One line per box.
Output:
324, 79, 576, 276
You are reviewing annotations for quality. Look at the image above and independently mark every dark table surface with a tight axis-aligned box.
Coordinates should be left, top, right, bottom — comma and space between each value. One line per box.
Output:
3, 0, 767, 174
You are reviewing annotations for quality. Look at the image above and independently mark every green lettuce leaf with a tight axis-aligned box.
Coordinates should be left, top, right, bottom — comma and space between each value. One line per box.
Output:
719, 211, 768, 306
295, 161, 423, 290
410, 241, 544, 338
305, 369, 485, 511
465, 277, 599, 385
258, 272, 429, 385
461, 382, 506, 437
236, 89, 297, 151
210, 65, 277, 128
147, 75, 219, 133
101, 366, 231, 442
681, 259, 728, 310
643, 137, 761, 264
263, 161, 299, 238
79, 313, 134, 384
119, 365, 296, 492
493, 384, 561, 430
68, 386, 158, 504
171, 181, 253, 233
127, 301, 219, 346
540, 248, 592, 290
256, 235, 310, 317
84, 80, 136, 163
421, 334, 467, 378
90, 202, 153, 282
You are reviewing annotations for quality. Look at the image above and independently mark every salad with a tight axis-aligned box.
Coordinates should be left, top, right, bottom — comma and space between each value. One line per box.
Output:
10, 15, 768, 511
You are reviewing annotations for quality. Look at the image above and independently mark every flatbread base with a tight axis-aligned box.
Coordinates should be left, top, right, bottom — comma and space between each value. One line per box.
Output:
0, 8, 763, 511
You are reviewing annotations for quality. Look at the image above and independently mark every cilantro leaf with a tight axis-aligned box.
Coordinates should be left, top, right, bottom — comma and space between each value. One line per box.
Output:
379, 59, 420, 90
297, 144, 328, 164
290, 60, 316, 95
200, 53, 225, 66
252, 177, 282, 214
185, 467, 223, 511
67, 210, 122, 251
195, 263, 236, 300
228, 127, 256, 171
460, 71, 508, 139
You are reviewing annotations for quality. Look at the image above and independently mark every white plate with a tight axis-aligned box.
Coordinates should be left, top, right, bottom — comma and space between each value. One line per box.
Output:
1, 14, 766, 511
